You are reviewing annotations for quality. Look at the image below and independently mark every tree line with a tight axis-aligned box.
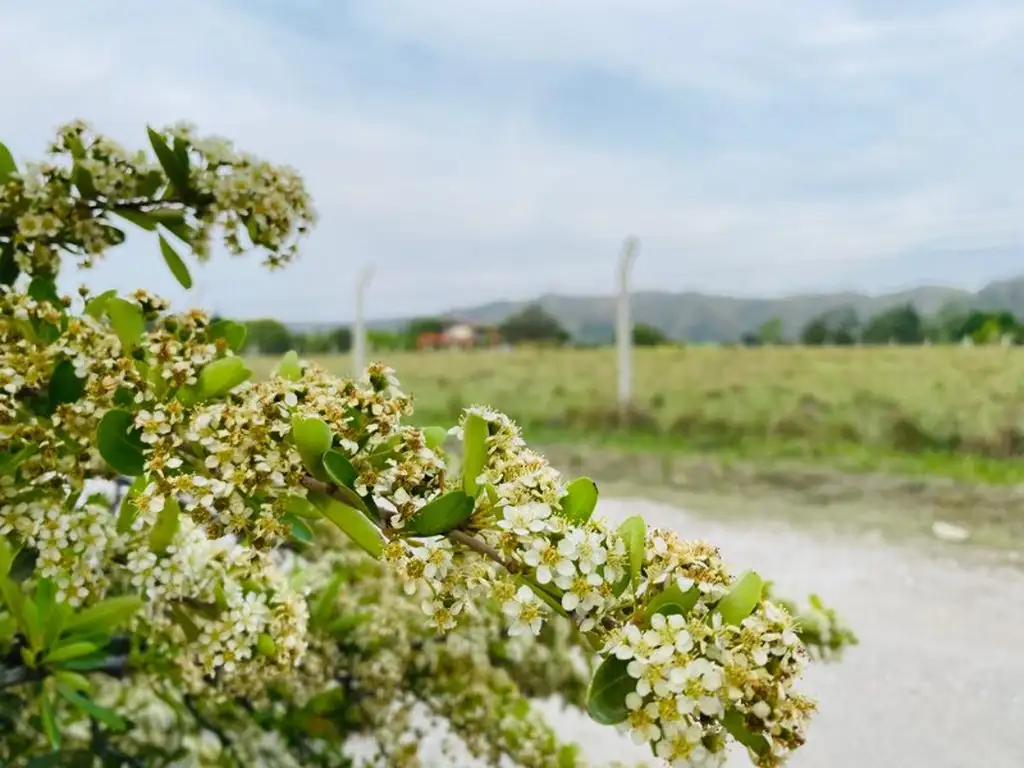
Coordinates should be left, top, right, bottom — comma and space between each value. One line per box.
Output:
742, 303, 1024, 346
242, 304, 674, 354
243, 301, 1024, 355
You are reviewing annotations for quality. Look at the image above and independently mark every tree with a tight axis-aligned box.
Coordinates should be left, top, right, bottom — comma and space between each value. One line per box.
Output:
860, 304, 924, 344
331, 325, 352, 352
0, 120, 851, 765
245, 318, 292, 354
497, 304, 570, 345
799, 317, 830, 346
632, 322, 668, 347
757, 316, 785, 345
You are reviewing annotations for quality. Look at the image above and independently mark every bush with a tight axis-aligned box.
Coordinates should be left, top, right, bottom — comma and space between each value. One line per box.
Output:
0, 121, 853, 766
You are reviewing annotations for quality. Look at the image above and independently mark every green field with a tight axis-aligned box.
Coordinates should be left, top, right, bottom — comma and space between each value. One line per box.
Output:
250, 346, 1024, 485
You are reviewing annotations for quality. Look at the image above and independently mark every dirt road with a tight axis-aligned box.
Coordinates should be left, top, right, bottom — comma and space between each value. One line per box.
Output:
531, 497, 1024, 768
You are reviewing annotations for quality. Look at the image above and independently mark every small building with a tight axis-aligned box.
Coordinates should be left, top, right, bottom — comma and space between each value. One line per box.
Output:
415, 321, 500, 351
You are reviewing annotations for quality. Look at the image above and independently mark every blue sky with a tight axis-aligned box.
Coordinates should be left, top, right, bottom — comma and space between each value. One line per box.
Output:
2, 0, 1022, 322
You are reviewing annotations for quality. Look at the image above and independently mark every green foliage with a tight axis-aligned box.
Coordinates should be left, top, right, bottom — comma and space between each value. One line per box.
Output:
716, 570, 764, 625
404, 491, 475, 536
498, 304, 570, 346
0, 120, 851, 768
631, 322, 668, 347
558, 477, 599, 524
96, 410, 146, 476
585, 657, 633, 725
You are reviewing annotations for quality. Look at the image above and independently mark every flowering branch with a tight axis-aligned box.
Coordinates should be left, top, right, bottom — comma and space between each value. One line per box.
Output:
0, 120, 853, 767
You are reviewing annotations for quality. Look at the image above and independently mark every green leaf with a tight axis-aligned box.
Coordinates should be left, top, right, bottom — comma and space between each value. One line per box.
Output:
716, 571, 764, 626
309, 491, 385, 559
44, 641, 99, 664
28, 276, 62, 306
113, 207, 186, 232
148, 496, 180, 554
404, 491, 475, 537
0, 539, 25, 628
161, 218, 197, 245
312, 572, 345, 629
327, 611, 371, 638
147, 127, 189, 195
0, 140, 16, 184
57, 685, 127, 731
105, 297, 145, 352
72, 163, 98, 199
195, 357, 251, 400
0, 610, 16, 642
586, 657, 635, 725
113, 207, 156, 231
291, 416, 333, 478
84, 289, 116, 320
35, 578, 63, 647
559, 477, 599, 524
169, 603, 201, 642
53, 670, 92, 692
57, 653, 112, 671
276, 350, 302, 381
158, 233, 193, 289
48, 360, 85, 410
461, 413, 488, 498
9, 546, 37, 581
115, 476, 147, 534
0, 444, 38, 475
330, 483, 373, 518
40, 692, 61, 749
423, 426, 448, 450
64, 594, 143, 635
284, 512, 314, 544
208, 319, 247, 353
96, 409, 146, 476
256, 633, 277, 656
0, 243, 19, 286
21, 598, 43, 650
286, 494, 321, 520
723, 710, 770, 756
645, 583, 700, 624
617, 515, 645, 592
322, 450, 357, 488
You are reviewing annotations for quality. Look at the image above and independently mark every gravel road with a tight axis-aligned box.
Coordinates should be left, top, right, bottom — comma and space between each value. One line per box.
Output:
525, 497, 1024, 768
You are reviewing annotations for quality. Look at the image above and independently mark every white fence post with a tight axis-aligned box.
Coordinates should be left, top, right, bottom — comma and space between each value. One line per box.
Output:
616, 236, 640, 422
353, 265, 374, 377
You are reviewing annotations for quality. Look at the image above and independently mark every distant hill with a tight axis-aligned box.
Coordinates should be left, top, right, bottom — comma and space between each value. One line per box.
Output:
291, 276, 1024, 343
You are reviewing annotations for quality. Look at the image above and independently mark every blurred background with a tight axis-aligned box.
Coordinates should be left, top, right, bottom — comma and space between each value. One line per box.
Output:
4, 1, 1023, 765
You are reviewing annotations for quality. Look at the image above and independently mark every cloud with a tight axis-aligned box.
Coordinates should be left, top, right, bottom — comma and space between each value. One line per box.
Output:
1, 0, 1022, 322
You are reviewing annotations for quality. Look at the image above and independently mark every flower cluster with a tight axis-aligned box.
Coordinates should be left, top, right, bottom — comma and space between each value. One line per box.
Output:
1, 120, 315, 278
0, 121, 854, 767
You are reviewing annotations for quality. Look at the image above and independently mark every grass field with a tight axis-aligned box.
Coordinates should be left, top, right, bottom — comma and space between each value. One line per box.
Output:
249, 346, 1024, 485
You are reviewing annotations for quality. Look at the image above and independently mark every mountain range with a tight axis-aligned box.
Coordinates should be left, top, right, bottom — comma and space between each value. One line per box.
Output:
291, 275, 1024, 343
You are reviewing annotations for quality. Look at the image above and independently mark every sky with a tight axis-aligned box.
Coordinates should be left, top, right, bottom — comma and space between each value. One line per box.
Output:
1, 0, 1023, 322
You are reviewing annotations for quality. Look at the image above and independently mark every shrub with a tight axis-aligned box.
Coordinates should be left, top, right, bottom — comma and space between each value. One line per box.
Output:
0, 121, 854, 766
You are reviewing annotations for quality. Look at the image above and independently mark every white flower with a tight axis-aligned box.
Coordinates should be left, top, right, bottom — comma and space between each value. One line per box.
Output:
499, 503, 552, 537
502, 585, 545, 636
521, 539, 574, 585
